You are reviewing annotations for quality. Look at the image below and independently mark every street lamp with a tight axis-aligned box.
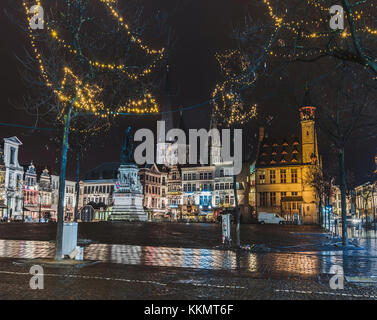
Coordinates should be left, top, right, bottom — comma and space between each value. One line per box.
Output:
38, 193, 42, 223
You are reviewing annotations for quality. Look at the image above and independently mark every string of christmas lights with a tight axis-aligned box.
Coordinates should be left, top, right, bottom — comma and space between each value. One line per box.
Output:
211, 50, 258, 126
23, 0, 163, 125
262, 0, 377, 67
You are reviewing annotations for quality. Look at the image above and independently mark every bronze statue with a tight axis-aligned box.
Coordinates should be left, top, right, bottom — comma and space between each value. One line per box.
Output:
120, 126, 134, 165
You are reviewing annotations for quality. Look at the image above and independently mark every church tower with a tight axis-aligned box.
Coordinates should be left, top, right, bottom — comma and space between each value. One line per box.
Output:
157, 64, 175, 166
299, 87, 318, 165
209, 107, 222, 165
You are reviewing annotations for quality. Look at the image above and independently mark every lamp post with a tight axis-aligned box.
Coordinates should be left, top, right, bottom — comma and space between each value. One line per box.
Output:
38, 193, 42, 223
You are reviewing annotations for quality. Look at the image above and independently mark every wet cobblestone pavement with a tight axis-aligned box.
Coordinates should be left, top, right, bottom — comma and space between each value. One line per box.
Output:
0, 223, 375, 299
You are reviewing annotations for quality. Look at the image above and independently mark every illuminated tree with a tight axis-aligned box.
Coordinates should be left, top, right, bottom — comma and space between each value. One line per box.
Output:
18, 0, 164, 260
264, 0, 377, 78
210, 1, 282, 247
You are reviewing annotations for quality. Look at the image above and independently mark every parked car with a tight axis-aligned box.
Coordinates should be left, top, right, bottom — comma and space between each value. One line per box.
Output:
258, 212, 285, 224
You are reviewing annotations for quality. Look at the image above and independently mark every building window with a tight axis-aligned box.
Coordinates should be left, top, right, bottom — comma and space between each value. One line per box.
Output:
215, 184, 219, 190
281, 192, 287, 199
260, 192, 268, 207
270, 192, 276, 206
259, 170, 266, 184
292, 191, 298, 196
291, 169, 298, 183
10, 147, 15, 165
270, 170, 276, 184
280, 169, 287, 184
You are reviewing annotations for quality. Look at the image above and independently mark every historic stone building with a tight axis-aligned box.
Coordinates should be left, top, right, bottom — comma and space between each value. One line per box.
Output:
251, 93, 321, 224
51, 175, 77, 221
181, 165, 215, 216
167, 165, 182, 218
139, 164, 166, 217
23, 162, 39, 221
160, 169, 168, 213
38, 168, 53, 220
0, 146, 6, 216
23, 165, 54, 222
2, 137, 24, 220
354, 157, 377, 222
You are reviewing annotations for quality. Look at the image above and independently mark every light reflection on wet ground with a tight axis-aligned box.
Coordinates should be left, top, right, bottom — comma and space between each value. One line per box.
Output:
348, 227, 377, 256
0, 239, 375, 279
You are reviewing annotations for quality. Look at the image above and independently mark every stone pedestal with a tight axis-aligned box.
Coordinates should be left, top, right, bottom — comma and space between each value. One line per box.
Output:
110, 164, 147, 222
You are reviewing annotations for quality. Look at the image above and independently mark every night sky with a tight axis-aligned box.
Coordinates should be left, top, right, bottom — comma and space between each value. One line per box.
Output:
1, 0, 376, 184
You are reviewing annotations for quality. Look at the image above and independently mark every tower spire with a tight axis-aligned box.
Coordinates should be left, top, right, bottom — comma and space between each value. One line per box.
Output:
162, 63, 174, 136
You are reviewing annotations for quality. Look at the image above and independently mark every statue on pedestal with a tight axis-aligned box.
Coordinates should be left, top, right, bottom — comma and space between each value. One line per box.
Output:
110, 126, 147, 222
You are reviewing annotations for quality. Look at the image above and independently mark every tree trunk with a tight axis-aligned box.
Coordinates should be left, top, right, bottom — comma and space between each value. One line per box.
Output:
55, 106, 73, 261
74, 146, 80, 222
339, 147, 348, 246
372, 188, 376, 230
230, 125, 240, 248
318, 197, 322, 226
